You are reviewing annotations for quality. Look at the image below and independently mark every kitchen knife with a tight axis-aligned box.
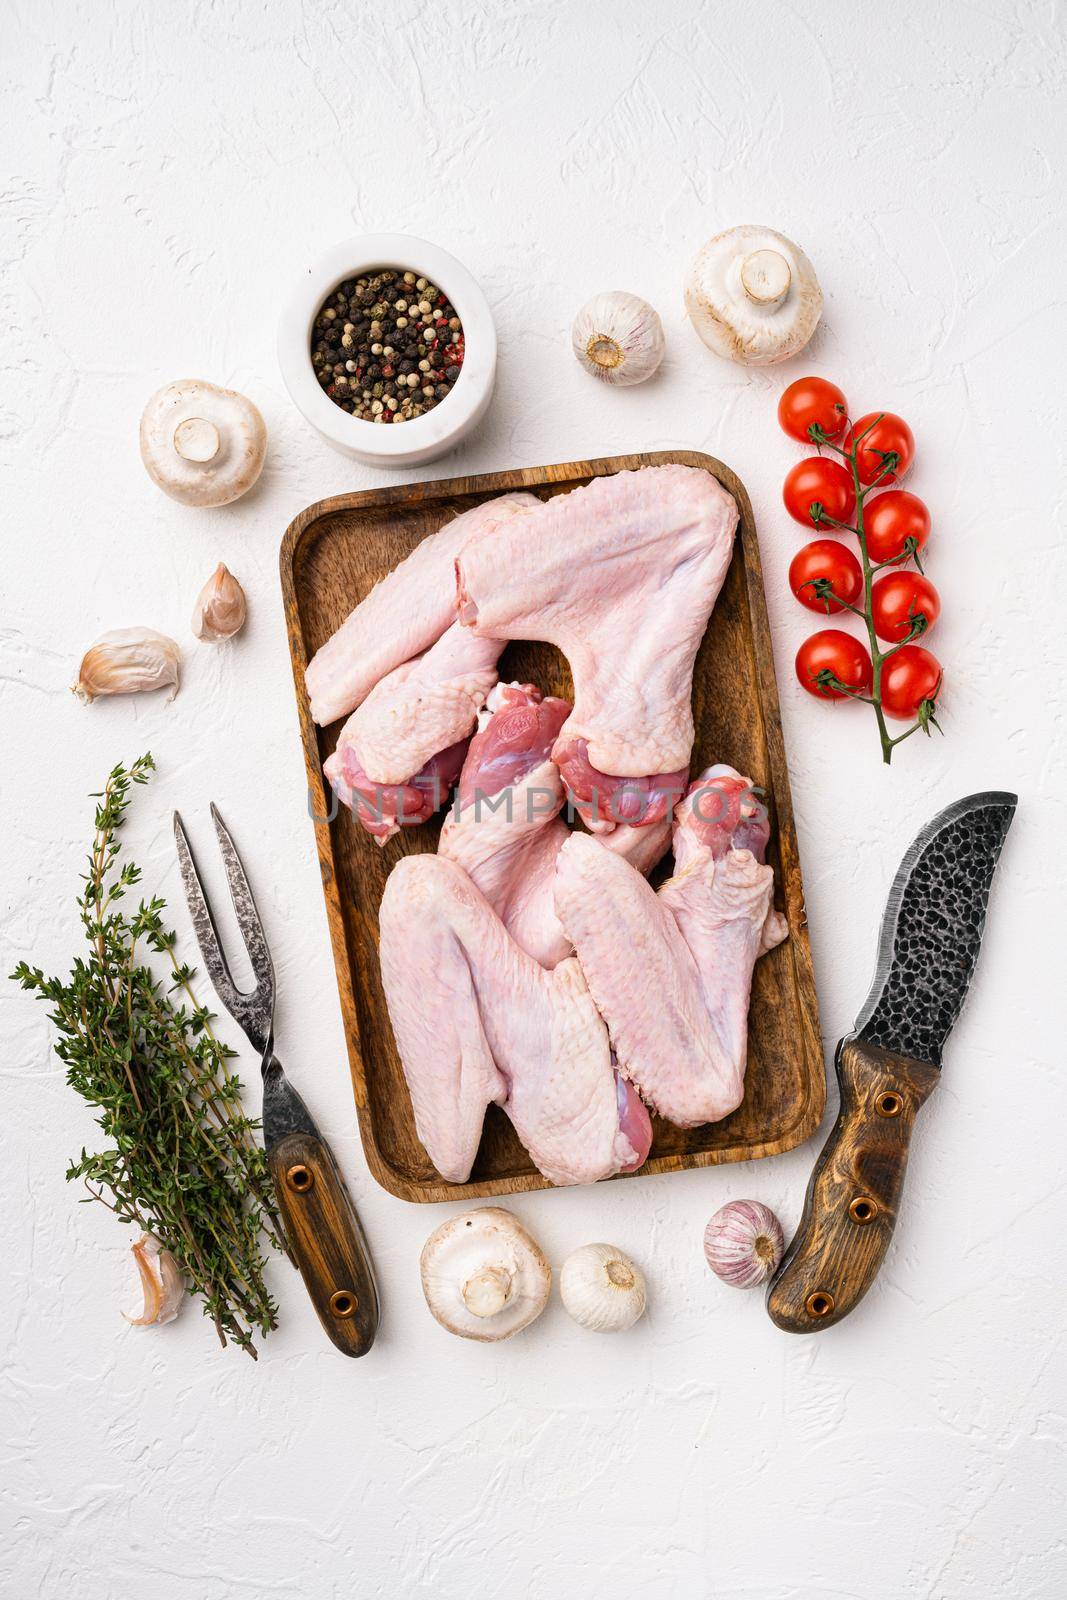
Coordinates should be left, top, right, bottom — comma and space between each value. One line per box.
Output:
767, 791, 1016, 1333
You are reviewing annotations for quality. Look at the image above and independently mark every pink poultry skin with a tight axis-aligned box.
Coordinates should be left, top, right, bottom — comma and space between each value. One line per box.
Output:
455, 465, 737, 830
554, 766, 788, 1129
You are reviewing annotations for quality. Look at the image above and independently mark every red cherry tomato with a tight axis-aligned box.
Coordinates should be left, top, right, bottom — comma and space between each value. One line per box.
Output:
795, 630, 873, 700
864, 490, 931, 565
843, 412, 915, 485
880, 645, 941, 720
777, 377, 849, 444
871, 572, 941, 642
783, 458, 857, 529
788, 540, 863, 614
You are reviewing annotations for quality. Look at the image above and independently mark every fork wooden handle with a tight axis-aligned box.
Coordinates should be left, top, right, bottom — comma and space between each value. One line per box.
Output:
268, 1130, 380, 1357
766, 1036, 940, 1333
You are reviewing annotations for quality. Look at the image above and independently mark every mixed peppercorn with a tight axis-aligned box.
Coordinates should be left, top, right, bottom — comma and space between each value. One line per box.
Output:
311, 268, 465, 424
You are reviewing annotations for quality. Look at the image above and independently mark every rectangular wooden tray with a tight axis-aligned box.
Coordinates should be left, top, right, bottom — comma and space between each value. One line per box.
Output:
281, 451, 824, 1202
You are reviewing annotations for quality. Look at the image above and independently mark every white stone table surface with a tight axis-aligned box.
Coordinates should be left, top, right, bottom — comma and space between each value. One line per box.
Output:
2, 3, 1063, 1595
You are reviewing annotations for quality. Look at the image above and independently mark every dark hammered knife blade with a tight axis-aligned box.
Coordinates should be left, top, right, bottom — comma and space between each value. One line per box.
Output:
767, 792, 1016, 1333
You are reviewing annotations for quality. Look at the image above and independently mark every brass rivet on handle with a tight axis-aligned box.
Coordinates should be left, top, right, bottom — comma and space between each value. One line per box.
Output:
876, 1090, 904, 1118
848, 1195, 878, 1225
329, 1289, 358, 1319
805, 1290, 835, 1318
286, 1163, 314, 1193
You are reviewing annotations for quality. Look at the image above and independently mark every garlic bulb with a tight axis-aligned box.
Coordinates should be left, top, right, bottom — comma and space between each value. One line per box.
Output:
72, 628, 181, 704
140, 379, 267, 506
559, 1242, 646, 1333
703, 1199, 784, 1288
420, 1207, 551, 1341
192, 563, 247, 642
685, 225, 822, 365
571, 292, 665, 386
123, 1234, 184, 1326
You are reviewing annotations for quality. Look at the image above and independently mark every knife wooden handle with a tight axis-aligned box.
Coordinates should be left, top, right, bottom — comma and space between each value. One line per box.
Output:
766, 1036, 939, 1333
268, 1130, 380, 1357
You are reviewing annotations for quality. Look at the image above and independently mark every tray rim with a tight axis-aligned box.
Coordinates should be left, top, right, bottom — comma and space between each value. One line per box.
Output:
280, 450, 825, 1202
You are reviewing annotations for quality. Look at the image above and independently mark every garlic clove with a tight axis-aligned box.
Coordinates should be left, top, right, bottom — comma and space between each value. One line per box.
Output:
703, 1199, 784, 1288
123, 1233, 184, 1326
571, 291, 665, 386
72, 628, 181, 704
192, 563, 247, 642
559, 1242, 647, 1333
420, 1207, 551, 1341
685, 225, 822, 366
140, 379, 267, 507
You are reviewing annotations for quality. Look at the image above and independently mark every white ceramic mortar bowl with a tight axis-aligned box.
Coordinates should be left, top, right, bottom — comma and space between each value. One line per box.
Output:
277, 234, 497, 467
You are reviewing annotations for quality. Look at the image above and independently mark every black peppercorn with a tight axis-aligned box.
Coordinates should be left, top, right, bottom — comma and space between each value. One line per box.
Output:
310, 266, 465, 424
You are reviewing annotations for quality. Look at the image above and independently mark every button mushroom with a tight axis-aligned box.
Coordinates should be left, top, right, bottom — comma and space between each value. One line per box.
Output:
684, 225, 823, 365
140, 379, 267, 506
419, 1207, 551, 1341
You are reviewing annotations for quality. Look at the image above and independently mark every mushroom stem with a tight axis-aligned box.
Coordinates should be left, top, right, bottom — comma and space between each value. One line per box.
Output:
173, 416, 221, 464
740, 249, 791, 310
462, 1265, 513, 1318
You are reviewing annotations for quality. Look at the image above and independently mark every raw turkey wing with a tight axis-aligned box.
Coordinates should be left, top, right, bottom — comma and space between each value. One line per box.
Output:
306, 491, 537, 726
456, 465, 737, 824
379, 853, 651, 1186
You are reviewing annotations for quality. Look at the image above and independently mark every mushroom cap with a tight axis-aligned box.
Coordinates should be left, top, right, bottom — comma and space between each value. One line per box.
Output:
140, 379, 267, 506
684, 225, 822, 366
419, 1206, 551, 1341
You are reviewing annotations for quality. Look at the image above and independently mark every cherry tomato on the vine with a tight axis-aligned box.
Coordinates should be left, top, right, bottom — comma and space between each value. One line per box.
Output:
788, 540, 863, 614
871, 572, 940, 643
880, 645, 942, 720
795, 630, 873, 700
783, 458, 857, 529
778, 377, 849, 444
843, 412, 915, 486
864, 489, 930, 565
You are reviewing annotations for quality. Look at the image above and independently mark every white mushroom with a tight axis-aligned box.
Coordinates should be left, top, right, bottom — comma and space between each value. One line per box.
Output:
559, 1242, 647, 1333
684, 225, 823, 365
140, 379, 267, 506
419, 1207, 551, 1341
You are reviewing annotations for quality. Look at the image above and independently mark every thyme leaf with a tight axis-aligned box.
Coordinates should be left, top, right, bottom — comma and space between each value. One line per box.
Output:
11, 754, 284, 1358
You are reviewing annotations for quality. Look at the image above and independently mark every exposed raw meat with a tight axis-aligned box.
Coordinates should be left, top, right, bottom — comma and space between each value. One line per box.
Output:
323, 623, 505, 841
456, 466, 737, 828
306, 491, 537, 726
441, 683, 671, 966
554, 766, 787, 1127
440, 683, 572, 967
334, 625, 503, 786
326, 737, 470, 844
670, 764, 788, 953
379, 853, 652, 1186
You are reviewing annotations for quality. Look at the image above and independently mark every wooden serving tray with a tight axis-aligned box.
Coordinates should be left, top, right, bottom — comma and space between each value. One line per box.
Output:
281, 452, 824, 1202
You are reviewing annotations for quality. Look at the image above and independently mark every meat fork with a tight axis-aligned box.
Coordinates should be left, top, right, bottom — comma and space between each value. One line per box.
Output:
173, 805, 379, 1358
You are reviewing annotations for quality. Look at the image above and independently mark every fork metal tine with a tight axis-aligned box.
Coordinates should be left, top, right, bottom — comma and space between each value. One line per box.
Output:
172, 809, 273, 1055
210, 803, 276, 998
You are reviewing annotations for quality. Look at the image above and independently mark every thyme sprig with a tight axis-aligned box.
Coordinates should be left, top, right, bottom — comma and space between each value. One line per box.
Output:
807, 414, 942, 765
11, 754, 285, 1358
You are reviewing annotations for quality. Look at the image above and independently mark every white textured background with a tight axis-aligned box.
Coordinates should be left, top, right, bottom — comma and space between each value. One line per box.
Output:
2, 3, 1064, 1596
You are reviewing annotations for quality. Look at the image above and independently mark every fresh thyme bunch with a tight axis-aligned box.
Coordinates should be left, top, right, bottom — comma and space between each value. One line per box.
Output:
11, 754, 285, 1358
